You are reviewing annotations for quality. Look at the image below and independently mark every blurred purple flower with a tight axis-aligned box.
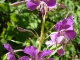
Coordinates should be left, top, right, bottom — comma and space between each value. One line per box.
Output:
4, 43, 16, 60
46, 16, 76, 45
46, 32, 64, 46
19, 46, 54, 60
55, 15, 76, 41
57, 44, 65, 56
46, 16, 76, 46
26, 0, 57, 10
45, 32, 65, 55
46, 32, 65, 56
55, 15, 74, 31
46, 15, 76, 56
46, 30, 76, 45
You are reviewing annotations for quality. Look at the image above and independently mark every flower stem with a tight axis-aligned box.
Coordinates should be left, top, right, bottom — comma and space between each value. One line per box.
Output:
6, 49, 23, 55
39, 15, 46, 51
14, 49, 23, 52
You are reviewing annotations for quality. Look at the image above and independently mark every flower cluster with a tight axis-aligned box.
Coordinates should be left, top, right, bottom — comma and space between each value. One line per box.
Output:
4, 44, 54, 60
46, 15, 76, 56
26, 0, 57, 10
3, 15, 76, 60
26, 0, 56, 15
19, 46, 54, 60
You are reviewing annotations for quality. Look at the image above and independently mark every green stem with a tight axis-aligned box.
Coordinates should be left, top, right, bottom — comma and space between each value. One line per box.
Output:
38, 15, 46, 51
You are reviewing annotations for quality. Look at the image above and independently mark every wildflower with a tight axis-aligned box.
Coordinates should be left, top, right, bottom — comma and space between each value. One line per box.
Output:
46, 32, 65, 56
19, 46, 54, 60
55, 15, 76, 41
26, 0, 57, 10
46, 16, 76, 46
4, 43, 16, 60
46, 32, 64, 46
57, 44, 65, 56
46, 15, 76, 56
55, 15, 74, 31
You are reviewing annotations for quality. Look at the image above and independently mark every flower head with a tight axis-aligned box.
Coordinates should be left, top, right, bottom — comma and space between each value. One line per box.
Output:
46, 15, 76, 56
26, 0, 57, 10
4, 43, 16, 60
19, 46, 54, 60
55, 15, 76, 41
46, 32, 64, 46
46, 16, 76, 46
55, 15, 74, 31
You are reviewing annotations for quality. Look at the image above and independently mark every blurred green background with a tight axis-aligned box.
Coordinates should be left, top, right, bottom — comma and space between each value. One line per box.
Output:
0, 0, 80, 60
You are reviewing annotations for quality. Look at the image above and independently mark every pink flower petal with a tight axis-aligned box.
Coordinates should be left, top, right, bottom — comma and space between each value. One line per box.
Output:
26, 0, 40, 10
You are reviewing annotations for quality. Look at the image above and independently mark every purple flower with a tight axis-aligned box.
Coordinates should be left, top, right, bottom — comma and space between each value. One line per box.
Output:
46, 32, 65, 56
26, 0, 57, 10
55, 15, 76, 41
46, 16, 76, 46
19, 46, 54, 60
4, 43, 16, 60
46, 15, 76, 56
46, 33, 65, 56
57, 44, 65, 56
55, 16, 74, 31
47, 16, 76, 45
46, 32, 64, 46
